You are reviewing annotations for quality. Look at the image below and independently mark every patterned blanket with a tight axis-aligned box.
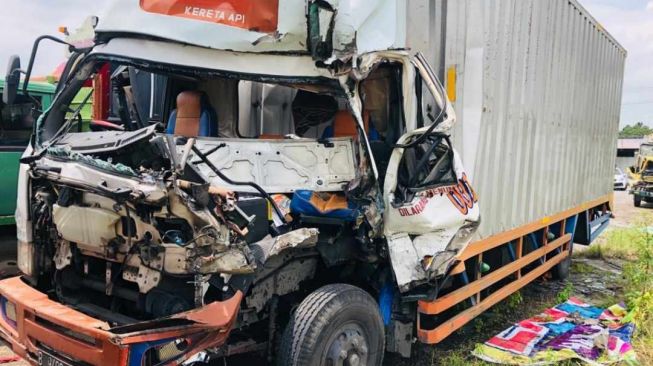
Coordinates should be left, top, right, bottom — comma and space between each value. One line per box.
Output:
472, 297, 638, 365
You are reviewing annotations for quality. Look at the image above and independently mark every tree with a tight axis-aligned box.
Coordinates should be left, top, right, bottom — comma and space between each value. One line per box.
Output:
619, 122, 653, 138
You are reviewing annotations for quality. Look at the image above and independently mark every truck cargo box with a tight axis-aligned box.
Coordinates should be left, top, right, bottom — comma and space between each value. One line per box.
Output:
406, 0, 626, 239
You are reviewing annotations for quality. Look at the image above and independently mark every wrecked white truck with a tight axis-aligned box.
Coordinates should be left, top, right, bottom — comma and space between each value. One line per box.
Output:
0, 1, 623, 365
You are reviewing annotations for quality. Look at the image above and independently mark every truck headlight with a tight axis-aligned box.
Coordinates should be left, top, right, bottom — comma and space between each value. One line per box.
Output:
17, 240, 35, 277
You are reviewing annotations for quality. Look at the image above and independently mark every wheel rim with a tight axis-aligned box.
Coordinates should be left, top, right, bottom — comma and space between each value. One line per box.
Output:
324, 323, 370, 366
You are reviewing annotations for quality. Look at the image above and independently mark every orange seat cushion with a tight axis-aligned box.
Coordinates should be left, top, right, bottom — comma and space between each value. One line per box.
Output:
174, 91, 202, 137
332, 110, 370, 138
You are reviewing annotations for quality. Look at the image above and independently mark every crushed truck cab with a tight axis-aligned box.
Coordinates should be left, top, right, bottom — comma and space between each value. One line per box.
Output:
0, 1, 480, 365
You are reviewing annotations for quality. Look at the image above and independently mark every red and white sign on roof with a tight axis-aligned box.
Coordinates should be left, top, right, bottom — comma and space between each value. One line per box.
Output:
139, 0, 279, 32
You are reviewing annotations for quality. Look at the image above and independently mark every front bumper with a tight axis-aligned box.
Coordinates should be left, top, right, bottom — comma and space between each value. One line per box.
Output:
631, 188, 653, 198
0, 276, 242, 365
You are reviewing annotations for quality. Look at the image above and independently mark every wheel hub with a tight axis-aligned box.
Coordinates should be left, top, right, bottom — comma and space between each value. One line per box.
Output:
326, 327, 369, 366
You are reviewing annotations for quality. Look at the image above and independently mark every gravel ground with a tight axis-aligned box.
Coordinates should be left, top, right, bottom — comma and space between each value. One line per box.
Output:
0, 190, 647, 365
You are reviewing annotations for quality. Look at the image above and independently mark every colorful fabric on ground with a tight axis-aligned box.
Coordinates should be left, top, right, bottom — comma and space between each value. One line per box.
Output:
544, 324, 605, 359
485, 322, 549, 355
555, 297, 604, 319
610, 323, 635, 343
472, 298, 638, 365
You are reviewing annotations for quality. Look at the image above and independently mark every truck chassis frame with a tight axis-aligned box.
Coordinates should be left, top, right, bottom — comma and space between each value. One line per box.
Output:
417, 196, 611, 344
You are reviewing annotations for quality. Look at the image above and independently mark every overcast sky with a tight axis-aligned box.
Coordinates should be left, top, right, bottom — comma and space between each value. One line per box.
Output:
0, 0, 651, 127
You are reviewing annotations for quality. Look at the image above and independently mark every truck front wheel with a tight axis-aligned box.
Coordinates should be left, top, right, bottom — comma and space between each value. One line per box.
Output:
278, 284, 385, 366
634, 195, 642, 207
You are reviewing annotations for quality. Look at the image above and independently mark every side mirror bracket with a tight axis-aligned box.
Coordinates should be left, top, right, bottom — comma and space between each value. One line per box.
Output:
2, 55, 22, 105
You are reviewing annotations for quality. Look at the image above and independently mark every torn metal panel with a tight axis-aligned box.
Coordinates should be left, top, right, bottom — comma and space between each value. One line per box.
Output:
0, 276, 242, 365
267, 228, 319, 257
384, 143, 480, 292
249, 228, 319, 263
189, 138, 357, 193
48, 147, 139, 176
317, 0, 407, 63
54, 124, 158, 154
34, 156, 169, 204
191, 247, 255, 275
91, 38, 333, 80
385, 233, 427, 293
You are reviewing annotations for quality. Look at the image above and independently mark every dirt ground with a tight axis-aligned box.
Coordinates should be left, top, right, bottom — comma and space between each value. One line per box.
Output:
0, 190, 648, 366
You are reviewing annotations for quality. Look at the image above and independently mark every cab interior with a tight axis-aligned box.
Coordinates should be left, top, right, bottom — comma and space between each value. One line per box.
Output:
44, 58, 453, 215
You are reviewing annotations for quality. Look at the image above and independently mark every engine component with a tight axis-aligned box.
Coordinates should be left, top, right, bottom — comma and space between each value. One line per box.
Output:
52, 204, 120, 253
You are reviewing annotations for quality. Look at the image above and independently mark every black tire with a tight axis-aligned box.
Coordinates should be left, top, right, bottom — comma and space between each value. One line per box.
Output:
278, 284, 385, 366
552, 242, 573, 280
634, 195, 642, 207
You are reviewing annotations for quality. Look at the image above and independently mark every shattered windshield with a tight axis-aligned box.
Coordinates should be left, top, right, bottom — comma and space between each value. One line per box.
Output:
40, 59, 352, 142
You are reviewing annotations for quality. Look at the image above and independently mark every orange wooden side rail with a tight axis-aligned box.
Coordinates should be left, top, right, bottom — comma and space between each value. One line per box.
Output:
418, 234, 571, 316
415, 194, 612, 344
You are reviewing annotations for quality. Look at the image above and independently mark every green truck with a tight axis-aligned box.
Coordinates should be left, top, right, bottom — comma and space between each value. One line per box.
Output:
0, 79, 55, 224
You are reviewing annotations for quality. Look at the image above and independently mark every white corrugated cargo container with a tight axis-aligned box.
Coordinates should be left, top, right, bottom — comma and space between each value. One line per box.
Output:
405, 0, 626, 239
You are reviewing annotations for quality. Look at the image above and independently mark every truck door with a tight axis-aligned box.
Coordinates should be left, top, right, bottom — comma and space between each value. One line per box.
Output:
382, 54, 480, 293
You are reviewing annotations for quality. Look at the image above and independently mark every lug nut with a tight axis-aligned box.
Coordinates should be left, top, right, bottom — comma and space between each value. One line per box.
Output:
349, 354, 360, 366
352, 338, 360, 348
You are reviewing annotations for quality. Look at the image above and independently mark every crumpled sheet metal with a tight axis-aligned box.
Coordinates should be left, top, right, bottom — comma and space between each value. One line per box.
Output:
110, 291, 243, 343
192, 248, 255, 275
268, 228, 319, 256
0, 276, 243, 366
249, 228, 319, 263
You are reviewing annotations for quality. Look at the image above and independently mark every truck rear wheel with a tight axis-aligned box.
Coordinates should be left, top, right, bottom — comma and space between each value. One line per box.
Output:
551, 242, 573, 280
634, 195, 642, 207
278, 284, 385, 366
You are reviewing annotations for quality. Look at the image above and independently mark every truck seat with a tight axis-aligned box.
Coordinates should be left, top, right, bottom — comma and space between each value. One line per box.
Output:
166, 91, 218, 137
321, 110, 380, 140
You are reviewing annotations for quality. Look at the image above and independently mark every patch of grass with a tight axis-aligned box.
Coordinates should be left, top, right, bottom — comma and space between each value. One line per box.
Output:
595, 294, 621, 309
610, 223, 653, 365
505, 291, 524, 309
570, 261, 595, 274
436, 351, 490, 366
577, 215, 653, 260
556, 281, 574, 303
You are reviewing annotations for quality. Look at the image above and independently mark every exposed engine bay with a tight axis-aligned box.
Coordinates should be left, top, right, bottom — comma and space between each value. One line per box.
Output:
16, 54, 479, 356
24, 125, 367, 323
